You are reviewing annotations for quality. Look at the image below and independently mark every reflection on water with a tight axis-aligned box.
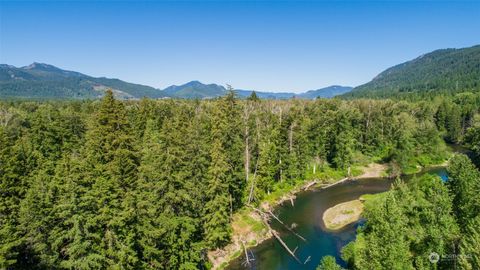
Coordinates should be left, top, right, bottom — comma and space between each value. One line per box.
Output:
226, 167, 448, 270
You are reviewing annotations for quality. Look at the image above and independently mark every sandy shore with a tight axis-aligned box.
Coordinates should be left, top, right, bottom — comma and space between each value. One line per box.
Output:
355, 163, 388, 178
323, 199, 364, 231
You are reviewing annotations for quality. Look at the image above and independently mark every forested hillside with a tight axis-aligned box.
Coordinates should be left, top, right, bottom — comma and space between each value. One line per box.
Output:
1, 90, 480, 269
0, 63, 166, 99
344, 45, 480, 98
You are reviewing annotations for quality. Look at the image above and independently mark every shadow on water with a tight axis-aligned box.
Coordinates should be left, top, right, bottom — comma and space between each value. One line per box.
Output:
226, 167, 448, 270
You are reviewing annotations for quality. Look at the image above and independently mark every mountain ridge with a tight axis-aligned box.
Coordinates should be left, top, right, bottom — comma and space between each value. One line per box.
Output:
0, 63, 166, 99
0, 62, 352, 99
344, 45, 480, 98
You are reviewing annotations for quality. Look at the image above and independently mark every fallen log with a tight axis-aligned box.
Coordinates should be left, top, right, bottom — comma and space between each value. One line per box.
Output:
241, 241, 250, 266
304, 255, 311, 264
267, 210, 306, 242
250, 206, 304, 264
303, 180, 318, 190
271, 229, 302, 264
319, 177, 350, 190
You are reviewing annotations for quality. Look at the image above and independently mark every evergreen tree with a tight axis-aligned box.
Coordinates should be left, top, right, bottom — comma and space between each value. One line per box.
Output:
82, 90, 140, 268
317, 255, 343, 270
447, 154, 480, 227
247, 91, 259, 101
458, 216, 480, 270
203, 139, 232, 248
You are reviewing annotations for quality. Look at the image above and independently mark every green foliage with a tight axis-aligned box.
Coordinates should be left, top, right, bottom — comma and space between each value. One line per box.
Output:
345, 154, 480, 270
447, 154, 480, 227
345, 45, 480, 99
1, 89, 479, 269
344, 175, 460, 270
317, 255, 343, 270
458, 216, 480, 270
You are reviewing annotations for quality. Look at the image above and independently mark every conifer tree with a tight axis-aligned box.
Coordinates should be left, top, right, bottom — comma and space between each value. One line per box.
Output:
447, 154, 480, 227
317, 255, 343, 270
82, 90, 140, 268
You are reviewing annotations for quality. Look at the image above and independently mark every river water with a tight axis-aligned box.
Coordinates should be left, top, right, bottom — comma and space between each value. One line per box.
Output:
226, 167, 448, 270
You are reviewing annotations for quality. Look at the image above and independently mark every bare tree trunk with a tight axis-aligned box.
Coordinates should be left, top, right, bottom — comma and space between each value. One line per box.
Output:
243, 103, 252, 184
288, 123, 294, 153
0, 108, 13, 127
245, 126, 250, 183
279, 107, 283, 182
247, 156, 259, 204
230, 194, 233, 217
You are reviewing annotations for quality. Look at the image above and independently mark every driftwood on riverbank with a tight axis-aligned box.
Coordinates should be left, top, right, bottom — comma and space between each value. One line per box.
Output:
304, 177, 352, 191
270, 229, 302, 264
267, 210, 306, 242
318, 177, 350, 189
303, 180, 318, 190
241, 241, 251, 266
250, 206, 306, 264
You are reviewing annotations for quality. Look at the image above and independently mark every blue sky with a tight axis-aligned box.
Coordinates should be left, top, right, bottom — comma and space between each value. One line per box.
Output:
1, 1, 479, 92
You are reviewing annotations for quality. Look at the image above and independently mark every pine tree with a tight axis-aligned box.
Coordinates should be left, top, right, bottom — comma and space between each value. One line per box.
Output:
317, 255, 343, 270
458, 216, 480, 270
203, 139, 232, 248
82, 90, 140, 268
137, 107, 206, 269
0, 127, 22, 268
447, 154, 480, 227
247, 91, 259, 101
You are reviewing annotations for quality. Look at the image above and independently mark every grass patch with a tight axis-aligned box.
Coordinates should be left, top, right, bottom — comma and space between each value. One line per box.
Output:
232, 208, 266, 235
360, 193, 388, 210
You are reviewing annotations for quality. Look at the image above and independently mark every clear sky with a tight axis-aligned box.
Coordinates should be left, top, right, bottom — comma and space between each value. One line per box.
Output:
1, 1, 479, 92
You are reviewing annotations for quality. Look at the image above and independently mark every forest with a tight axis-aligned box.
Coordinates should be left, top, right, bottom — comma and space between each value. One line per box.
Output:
1, 90, 480, 269
344, 45, 480, 99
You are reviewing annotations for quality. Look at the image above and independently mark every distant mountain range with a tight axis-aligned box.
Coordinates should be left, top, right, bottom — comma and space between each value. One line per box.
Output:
163, 81, 226, 99
345, 45, 480, 98
0, 63, 167, 99
235, 85, 353, 99
166, 82, 353, 99
0, 63, 352, 99
2, 44, 479, 100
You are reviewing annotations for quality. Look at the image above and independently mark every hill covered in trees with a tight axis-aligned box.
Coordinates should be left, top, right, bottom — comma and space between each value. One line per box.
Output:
344, 45, 480, 98
0, 63, 167, 99
1, 90, 480, 269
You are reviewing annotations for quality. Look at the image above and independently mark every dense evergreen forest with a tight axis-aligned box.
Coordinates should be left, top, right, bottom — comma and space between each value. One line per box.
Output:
336, 154, 480, 270
1, 90, 480, 269
344, 45, 480, 99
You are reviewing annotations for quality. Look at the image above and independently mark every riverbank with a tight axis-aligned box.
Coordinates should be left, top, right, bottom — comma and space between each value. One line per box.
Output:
208, 162, 389, 269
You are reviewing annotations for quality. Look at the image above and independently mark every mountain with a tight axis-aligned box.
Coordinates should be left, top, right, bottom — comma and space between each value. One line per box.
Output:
234, 89, 296, 99
161, 81, 352, 99
297, 85, 353, 99
345, 45, 480, 98
235, 85, 352, 99
0, 63, 352, 100
163, 81, 226, 99
0, 63, 166, 99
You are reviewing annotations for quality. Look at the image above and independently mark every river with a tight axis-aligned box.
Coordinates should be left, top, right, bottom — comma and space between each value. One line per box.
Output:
226, 167, 448, 270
